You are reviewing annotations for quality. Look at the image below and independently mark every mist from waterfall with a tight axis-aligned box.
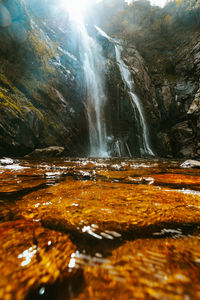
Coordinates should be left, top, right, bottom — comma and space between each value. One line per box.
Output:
115, 45, 154, 156
67, 16, 109, 157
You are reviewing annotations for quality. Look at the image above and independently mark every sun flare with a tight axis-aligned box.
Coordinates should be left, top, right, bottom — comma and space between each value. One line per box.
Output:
59, 0, 94, 21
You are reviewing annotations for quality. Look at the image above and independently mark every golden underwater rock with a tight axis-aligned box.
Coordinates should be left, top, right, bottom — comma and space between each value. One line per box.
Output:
11, 176, 200, 238
0, 220, 76, 300
1, 158, 200, 299
72, 235, 200, 300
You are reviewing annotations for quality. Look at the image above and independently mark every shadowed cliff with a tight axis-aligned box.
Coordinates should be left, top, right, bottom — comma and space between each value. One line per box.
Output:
0, 0, 88, 157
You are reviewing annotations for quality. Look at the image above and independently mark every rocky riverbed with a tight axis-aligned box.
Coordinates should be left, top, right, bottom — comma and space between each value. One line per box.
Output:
1, 157, 200, 299
1, 0, 200, 159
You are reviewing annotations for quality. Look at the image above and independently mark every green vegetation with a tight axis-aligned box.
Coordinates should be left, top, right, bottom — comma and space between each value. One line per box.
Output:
0, 89, 23, 115
0, 73, 43, 119
27, 29, 58, 74
92, 0, 200, 78
95, 0, 200, 36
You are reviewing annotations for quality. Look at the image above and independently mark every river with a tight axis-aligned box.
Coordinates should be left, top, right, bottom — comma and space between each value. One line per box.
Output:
1, 157, 200, 299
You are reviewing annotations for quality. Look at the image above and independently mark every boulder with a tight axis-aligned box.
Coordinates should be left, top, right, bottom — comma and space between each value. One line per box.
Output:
26, 146, 65, 158
181, 159, 200, 168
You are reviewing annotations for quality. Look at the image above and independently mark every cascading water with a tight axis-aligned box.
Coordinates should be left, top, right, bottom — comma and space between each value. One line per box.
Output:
66, 10, 109, 157
82, 31, 108, 157
115, 45, 154, 156
95, 26, 154, 157
63, 1, 153, 158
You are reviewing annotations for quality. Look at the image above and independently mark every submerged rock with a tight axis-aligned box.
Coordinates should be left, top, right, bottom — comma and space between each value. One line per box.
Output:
25, 146, 65, 158
17, 178, 200, 237
73, 235, 200, 300
1, 158, 200, 299
1, 158, 199, 240
0, 220, 76, 300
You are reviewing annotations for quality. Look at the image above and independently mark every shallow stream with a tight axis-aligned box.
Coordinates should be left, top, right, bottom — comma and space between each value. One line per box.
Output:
1, 158, 200, 299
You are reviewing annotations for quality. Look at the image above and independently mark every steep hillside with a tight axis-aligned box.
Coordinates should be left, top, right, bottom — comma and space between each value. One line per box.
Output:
0, 0, 87, 156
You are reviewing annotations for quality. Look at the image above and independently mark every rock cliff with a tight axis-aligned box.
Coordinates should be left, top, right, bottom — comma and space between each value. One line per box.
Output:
145, 30, 200, 158
0, 0, 88, 157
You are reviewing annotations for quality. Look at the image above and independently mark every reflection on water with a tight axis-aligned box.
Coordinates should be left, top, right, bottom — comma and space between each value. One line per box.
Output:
18, 245, 38, 267
1, 157, 200, 299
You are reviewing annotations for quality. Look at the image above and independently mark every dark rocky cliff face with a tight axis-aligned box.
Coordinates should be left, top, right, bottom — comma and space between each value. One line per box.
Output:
100, 37, 160, 157
0, 0, 200, 158
0, 0, 88, 157
142, 30, 200, 158
102, 26, 200, 158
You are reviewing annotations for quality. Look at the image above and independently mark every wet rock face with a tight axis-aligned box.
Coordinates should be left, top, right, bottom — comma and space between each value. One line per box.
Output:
0, 0, 88, 157
122, 44, 160, 153
171, 121, 195, 157
105, 60, 142, 157
148, 32, 200, 158
102, 38, 160, 157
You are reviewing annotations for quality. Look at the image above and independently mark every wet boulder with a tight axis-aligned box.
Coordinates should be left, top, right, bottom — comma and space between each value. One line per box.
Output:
26, 146, 65, 158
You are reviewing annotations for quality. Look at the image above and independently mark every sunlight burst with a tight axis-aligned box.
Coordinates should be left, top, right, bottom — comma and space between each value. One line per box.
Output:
59, 0, 94, 20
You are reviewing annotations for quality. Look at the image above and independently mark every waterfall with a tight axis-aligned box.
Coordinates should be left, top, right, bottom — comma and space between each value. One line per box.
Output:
66, 11, 153, 158
67, 17, 109, 157
95, 26, 154, 157
82, 32, 108, 157
115, 45, 154, 156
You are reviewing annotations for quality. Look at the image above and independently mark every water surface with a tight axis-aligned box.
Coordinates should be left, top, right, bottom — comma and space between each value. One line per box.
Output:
1, 157, 200, 299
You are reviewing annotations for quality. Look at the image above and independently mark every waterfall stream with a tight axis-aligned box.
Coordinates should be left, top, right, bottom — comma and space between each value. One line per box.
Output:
82, 31, 108, 157
67, 17, 109, 157
67, 14, 154, 157
115, 45, 154, 156
95, 26, 154, 156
